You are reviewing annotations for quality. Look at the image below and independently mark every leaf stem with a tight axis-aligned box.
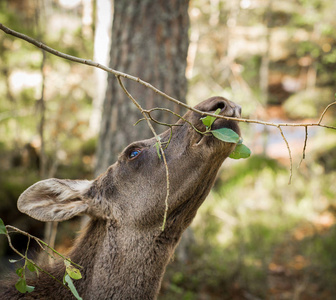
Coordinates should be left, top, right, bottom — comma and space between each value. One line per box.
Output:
6, 225, 82, 269
115, 77, 170, 231
5, 229, 68, 290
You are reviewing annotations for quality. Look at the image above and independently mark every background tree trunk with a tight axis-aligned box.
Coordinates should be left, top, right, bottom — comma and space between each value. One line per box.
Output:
89, 0, 113, 134
96, 0, 190, 175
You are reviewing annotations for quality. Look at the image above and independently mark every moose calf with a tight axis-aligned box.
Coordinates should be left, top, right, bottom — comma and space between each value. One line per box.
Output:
1, 96, 241, 300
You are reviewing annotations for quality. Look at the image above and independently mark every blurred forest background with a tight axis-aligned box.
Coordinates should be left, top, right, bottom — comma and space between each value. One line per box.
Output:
0, 0, 336, 299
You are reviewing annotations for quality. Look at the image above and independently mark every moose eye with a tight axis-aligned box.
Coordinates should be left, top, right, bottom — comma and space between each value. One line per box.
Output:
129, 149, 142, 159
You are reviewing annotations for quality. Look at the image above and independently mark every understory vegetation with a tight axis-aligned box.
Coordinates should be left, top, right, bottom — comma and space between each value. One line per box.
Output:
161, 139, 336, 299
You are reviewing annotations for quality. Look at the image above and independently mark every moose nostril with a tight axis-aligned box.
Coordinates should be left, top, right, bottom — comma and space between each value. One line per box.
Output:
210, 101, 226, 112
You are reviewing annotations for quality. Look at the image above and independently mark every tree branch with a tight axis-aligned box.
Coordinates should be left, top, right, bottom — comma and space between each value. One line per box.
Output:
298, 126, 308, 168
277, 126, 292, 184
318, 101, 336, 125
1, 22, 335, 186
1, 23, 335, 131
115, 76, 170, 231
5, 226, 69, 290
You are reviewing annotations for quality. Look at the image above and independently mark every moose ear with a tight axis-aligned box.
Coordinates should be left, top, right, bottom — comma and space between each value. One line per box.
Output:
17, 178, 93, 222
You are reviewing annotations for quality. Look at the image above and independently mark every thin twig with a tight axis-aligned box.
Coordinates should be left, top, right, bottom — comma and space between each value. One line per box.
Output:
278, 126, 292, 184
144, 113, 182, 128
146, 107, 205, 134
1, 23, 336, 198
6, 225, 82, 269
318, 101, 336, 124
1, 23, 335, 131
25, 235, 30, 258
5, 230, 67, 290
298, 126, 308, 168
116, 77, 170, 231
35, 239, 46, 251
5, 19, 335, 299
163, 128, 173, 151
133, 118, 147, 126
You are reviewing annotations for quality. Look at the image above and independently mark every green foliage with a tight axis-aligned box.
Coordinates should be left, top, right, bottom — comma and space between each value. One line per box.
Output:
26, 260, 38, 275
64, 260, 82, 280
164, 135, 336, 297
61, 259, 83, 299
296, 41, 321, 58
0, 218, 37, 294
302, 224, 336, 266
154, 137, 162, 160
0, 168, 40, 213
15, 277, 35, 294
13, 260, 37, 294
15, 264, 37, 293
298, 0, 322, 9
1, 217, 83, 298
229, 143, 251, 159
81, 137, 97, 156
211, 128, 240, 143
283, 88, 334, 119
0, 218, 7, 235
200, 112, 251, 159
323, 49, 336, 64
63, 274, 82, 300
200, 108, 221, 128
63, 260, 83, 299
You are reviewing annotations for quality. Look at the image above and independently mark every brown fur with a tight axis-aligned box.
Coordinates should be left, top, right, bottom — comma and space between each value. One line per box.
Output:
0, 97, 241, 299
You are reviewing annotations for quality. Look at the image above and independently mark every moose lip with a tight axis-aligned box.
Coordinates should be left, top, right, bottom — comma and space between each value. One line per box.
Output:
195, 132, 210, 146
195, 134, 204, 146
193, 129, 217, 147
194, 119, 240, 147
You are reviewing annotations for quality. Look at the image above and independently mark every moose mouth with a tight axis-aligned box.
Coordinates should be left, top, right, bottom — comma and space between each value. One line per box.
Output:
194, 118, 241, 147
161, 97, 242, 153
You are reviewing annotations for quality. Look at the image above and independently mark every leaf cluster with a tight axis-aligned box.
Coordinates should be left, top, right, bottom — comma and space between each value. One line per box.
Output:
200, 109, 251, 159
0, 218, 82, 299
63, 260, 82, 300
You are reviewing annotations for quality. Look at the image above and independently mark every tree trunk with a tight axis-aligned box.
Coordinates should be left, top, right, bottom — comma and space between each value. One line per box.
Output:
259, 0, 272, 105
89, 0, 113, 134
96, 0, 190, 174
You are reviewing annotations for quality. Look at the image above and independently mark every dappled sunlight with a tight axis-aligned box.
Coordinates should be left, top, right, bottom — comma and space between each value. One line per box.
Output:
9, 70, 42, 98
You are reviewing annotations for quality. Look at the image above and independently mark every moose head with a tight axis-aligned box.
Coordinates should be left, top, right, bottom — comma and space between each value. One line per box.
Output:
3, 96, 242, 300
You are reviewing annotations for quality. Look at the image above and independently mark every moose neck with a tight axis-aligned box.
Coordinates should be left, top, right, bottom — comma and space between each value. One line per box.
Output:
70, 218, 177, 299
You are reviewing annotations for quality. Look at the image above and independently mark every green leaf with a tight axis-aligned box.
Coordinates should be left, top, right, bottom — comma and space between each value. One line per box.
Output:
26, 261, 37, 274
15, 277, 35, 293
64, 274, 83, 300
64, 260, 71, 267
66, 265, 82, 280
64, 259, 82, 280
15, 278, 27, 293
201, 108, 221, 129
16, 267, 24, 278
211, 128, 240, 143
26, 285, 35, 293
152, 137, 162, 160
9, 259, 20, 263
155, 142, 161, 159
0, 218, 7, 235
229, 143, 252, 159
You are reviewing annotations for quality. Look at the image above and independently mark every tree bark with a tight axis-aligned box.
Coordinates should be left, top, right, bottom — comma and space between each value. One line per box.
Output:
90, 0, 113, 134
260, 0, 272, 105
96, 0, 190, 174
